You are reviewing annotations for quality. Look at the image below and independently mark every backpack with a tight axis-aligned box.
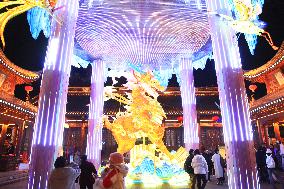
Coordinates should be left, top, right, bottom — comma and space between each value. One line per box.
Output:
184, 155, 194, 174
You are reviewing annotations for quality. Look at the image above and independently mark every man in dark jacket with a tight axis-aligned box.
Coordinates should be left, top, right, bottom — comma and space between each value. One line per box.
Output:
184, 149, 196, 189
256, 145, 268, 183
79, 155, 97, 189
202, 150, 213, 181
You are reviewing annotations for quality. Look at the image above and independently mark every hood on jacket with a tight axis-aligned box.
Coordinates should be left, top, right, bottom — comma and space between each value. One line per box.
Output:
114, 164, 129, 177
50, 167, 77, 180
194, 155, 205, 162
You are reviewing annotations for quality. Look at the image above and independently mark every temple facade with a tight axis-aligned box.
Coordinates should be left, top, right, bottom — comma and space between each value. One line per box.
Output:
0, 49, 39, 170
244, 41, 284, 145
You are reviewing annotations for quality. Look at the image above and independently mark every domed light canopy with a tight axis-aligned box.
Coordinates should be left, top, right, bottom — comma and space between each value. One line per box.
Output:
75, 0, 210, 71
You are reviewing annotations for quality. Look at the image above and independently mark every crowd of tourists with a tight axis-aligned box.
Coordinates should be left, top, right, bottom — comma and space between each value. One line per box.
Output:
255, 140, 284, 189
46, 140, 284, 189
184, 148, 226, 189
183, 140, 284, 189
47, 152, 128, 189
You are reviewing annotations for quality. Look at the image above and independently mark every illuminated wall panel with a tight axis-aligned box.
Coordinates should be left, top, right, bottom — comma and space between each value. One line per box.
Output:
86, 60, 105, 169
179, 58, 199, 150
28, 0, 79, 188
206, 0, 258, 188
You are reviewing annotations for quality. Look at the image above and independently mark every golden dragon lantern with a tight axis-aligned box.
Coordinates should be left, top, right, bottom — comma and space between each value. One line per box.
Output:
103, 71, 186, 161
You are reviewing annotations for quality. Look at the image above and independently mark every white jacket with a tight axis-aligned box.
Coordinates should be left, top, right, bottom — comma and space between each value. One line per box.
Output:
211, 153, 224, 178
191, 155, 208, 174
47, 167, 80, 189
280, 143, 284, 155
266, 155, 275, 169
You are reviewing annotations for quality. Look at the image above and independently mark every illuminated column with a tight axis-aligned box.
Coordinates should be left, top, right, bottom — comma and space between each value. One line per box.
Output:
28, 0, 79, 188
179, 57, 199, 150
86, 60, 105, 169
206, 1, 258, 189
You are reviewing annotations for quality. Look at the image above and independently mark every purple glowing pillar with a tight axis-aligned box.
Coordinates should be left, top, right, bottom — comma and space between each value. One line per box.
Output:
206, 1, 258, 188
28, 0, 79, 188
179, 57, 199, 150
86, 60, 105, 169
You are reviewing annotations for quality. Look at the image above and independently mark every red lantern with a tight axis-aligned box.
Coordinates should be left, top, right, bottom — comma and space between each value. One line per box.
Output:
177, 116, 183, 122
249, 84, 257, 93
212, 116, 219, 122
25, 85, 33, 93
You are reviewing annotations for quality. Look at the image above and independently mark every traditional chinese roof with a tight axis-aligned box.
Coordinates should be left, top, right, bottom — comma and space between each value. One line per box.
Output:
250, 87, 284, 122
0, 49, 40, 83
66, 87, 221, 120
0, 91, 37, 123
244, 41, 284, 83
68, 86, 219, 96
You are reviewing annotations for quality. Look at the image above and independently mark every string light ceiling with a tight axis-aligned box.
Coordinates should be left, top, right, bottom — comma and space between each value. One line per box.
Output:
75, 0, 210, 71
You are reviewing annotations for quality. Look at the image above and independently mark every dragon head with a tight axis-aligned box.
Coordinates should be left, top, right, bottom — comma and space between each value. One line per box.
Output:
133, 71, 165, 99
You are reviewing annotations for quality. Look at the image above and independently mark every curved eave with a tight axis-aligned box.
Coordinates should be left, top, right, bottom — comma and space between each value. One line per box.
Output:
244, 41, 284, 83
0, 49, 40, 83
250, 87, 284, 121
0, 91, 37, 123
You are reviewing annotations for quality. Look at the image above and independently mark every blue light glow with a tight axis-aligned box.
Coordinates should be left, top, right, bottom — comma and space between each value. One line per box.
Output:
27, 7, 51, 40
130, 157, 186, 183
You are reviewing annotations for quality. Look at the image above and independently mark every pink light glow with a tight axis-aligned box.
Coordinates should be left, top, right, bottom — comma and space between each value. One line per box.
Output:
179, 57, 199, 150
28, 0, 79, 188
86, 60, 105, 169
206, 0, 258, 188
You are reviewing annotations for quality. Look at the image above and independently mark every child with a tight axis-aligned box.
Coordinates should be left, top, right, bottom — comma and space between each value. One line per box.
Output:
95, 152, 129, 189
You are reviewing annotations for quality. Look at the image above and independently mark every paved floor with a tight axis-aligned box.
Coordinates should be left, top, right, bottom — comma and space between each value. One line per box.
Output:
0, 179, 279, 189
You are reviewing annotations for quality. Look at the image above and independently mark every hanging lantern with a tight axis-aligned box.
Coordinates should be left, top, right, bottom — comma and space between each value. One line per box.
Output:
177, 116, 183, 122
25, 85, 33, 93
249, 84, 257, 93
212, 116, 219, 122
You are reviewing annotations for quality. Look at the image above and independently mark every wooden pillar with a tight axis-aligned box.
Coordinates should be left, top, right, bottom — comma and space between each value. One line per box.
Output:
273, 123, 281, 141
81, 122, 86, 154
15, 121, 25, 157
263, 126, 269, 147
256, 120, 263, 144
26, 124, 34, 161
0, 124, 8, 154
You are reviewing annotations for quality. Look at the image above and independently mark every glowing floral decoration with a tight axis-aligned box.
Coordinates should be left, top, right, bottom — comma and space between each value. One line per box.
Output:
27, 7, 51, 39
224, 0, 278, 54
0, 0, 60, 48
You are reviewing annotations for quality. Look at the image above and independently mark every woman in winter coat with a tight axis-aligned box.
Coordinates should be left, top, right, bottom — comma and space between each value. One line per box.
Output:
95, 152, 129, 189
47, 156, 80, 189
211, 149, 224, 185
266, 148, 277, 189
191, 149, 208, 189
